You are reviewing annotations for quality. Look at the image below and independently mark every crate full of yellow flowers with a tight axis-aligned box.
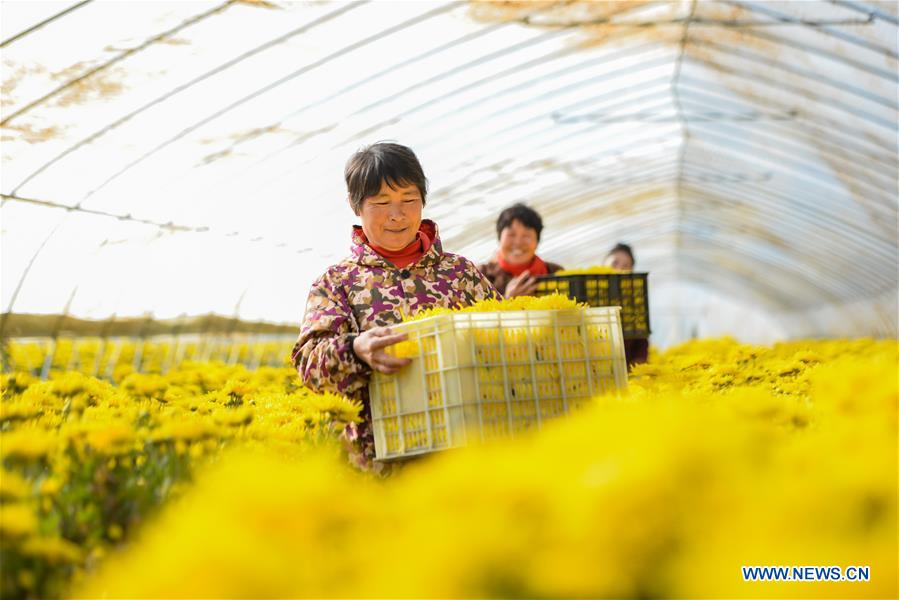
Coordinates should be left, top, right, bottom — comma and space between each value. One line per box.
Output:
369, 304, 628, 461
535, 267, 650, 338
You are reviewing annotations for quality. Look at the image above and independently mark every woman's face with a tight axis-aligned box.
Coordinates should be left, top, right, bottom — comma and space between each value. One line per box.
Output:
604, 249, 634, 271
499, 219, 539, 265
357, 179, 423, 251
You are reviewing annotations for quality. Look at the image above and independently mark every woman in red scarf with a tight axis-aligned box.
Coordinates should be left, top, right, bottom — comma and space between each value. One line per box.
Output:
478, 203, 563, 297
293, 142, 498, 472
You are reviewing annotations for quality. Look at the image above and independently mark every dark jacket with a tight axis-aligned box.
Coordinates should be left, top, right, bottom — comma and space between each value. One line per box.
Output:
478, 257, 563, 297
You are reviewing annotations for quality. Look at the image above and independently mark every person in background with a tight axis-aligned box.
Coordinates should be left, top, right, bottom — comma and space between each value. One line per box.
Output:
604, 242, 635, 272
604, 243, 649, 367
292, 142, 498, 472
479, 203, 563, 297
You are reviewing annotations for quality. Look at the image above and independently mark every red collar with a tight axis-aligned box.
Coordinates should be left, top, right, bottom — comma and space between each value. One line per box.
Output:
354, 222, 434, 269
496, 251, 549, 277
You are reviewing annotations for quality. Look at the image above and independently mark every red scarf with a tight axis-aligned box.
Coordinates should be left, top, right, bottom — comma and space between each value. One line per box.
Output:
496, 251, 549, 277
358, 222, 434, 268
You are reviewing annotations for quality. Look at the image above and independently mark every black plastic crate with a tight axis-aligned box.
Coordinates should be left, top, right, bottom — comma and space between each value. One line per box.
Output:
535, 273, 650, 339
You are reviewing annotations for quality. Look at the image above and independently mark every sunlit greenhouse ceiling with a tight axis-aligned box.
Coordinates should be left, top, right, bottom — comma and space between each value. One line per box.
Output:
1, 0, 897, 346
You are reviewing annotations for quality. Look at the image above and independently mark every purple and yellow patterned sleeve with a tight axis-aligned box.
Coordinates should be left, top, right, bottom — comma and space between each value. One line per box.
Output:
291, 270, 371, 398
462, 258, 501, 302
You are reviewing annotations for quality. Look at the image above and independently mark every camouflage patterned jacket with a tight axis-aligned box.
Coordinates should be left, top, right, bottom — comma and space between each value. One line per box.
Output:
291, 220, 498, 406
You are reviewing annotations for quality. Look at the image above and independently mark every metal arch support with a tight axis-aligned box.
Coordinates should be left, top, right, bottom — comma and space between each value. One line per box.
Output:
72, 1, 462, 206
679, 178, 897, 267
445, 173, 680, 240
193, 19, 513, 178
683, 53, 897, 131
332, 32, 612, 148
718, 0, 898, 59
232, 53, 675, 200
832, 0, 899, 26
699, 19, 897, 82
673, 256, 804, 312
679, 183, 897, 287
674, 235, 848, 306
154, 0, 602, 184
672, 0, 698, 281
675, 210, 878, 301
523, 173, 894, 300
334, 43, 676, 149
9, 0, 370, 196
678, 135, 898, 250
679, 124, 897, 222
0, 192, 318, 265
682, 170, 897, 257
673, 96, 897, 199
680, 100, 892, 194
346, 0, 665, 120
674, 83, 898, 173
249, 69, 677, 203
0, 1, 92, 48
1, 193, 203, 232
428, 86, 678, 192
440, 158, 681, 219
164, 33, 667, 196
2, 1, 234, 126
676, 73, 896, 156
0, 193, 234, 249
427, 47, 675, 139
686, 36, 897, 110
348, 27, 574, 119
376, 63, 676, 162
0, 215, 68, 338
433, 128, 680, 204
673, 242, 833, 307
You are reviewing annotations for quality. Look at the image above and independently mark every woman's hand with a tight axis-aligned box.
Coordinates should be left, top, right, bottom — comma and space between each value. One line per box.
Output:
505, 270, 538, 297
352, 327, 412, 374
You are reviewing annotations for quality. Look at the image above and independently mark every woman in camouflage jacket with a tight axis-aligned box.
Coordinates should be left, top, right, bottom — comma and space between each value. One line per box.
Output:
291, 143, 498, 471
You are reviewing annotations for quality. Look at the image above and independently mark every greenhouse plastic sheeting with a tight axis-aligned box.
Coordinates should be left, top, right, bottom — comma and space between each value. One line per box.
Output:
1, 0, 897, 346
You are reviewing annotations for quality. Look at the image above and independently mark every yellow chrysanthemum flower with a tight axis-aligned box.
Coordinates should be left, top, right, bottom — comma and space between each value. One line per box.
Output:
554, 265, 627, 275
0, 503, 39, 538
0, 468, 32, 502
20, 536, 83, 564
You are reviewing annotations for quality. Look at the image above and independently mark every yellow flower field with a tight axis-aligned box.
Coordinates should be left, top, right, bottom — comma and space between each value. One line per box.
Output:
1, 337, 897, 598
0, 360, 360, 599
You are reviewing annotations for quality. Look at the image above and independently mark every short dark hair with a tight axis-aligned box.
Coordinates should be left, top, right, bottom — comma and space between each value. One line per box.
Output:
496, 203, 544, 240
344, 142, 428, 213
608, 242, 635, 264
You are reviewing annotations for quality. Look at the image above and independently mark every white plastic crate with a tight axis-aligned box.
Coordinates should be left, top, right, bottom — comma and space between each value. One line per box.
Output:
370, 307, 627, 461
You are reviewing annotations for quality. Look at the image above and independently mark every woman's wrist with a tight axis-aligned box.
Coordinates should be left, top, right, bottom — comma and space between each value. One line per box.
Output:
347, 333, 373, 371
347, 334, 361, 361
